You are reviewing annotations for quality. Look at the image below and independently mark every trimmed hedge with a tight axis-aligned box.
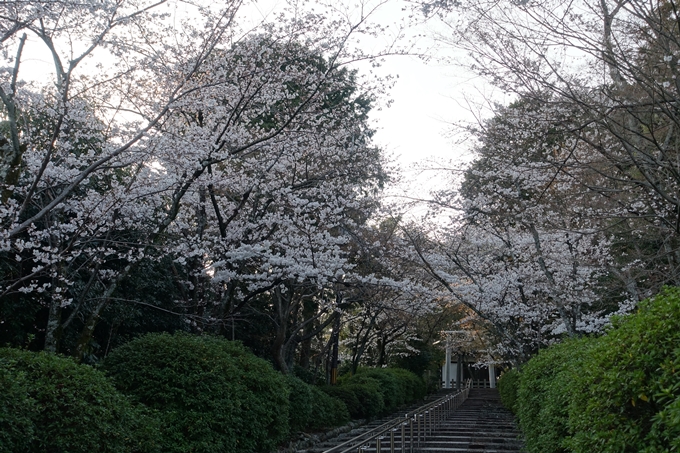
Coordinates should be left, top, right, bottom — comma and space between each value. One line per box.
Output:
284, 375, 349, 431
497, 368, 520, 414
328, 367, 425, 419
517, 338, 592, 453
308, 385, 350, 429
515, 287, 680, 453
324, 382, 385, 419
383, 368, 427, 402
285, 375, 314, 432
566, 287, 680, 453
0, 348, 159, 453
345, 372, 400, 412
102, 333, 290, 453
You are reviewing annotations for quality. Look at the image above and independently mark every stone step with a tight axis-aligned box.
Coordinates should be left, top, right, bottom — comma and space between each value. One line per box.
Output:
303, 389, 523, 453
417, 389, 523, 453
305, 390, 460, 453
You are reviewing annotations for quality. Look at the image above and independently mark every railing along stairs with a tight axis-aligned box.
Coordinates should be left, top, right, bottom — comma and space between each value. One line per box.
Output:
322, 380, 472, 453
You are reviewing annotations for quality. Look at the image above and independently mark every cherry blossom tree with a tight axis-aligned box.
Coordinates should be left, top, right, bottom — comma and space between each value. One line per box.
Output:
400, 98, 616, 363
0, 0, 406, 358
428, 0, 680, 295
395, 0, 680, 363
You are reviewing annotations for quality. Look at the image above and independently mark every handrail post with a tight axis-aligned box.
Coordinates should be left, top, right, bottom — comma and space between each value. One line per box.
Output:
390, 429, 395, 453
401, 422, 406, 453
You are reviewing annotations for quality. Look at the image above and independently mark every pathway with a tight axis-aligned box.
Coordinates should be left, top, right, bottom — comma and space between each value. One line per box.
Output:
418, 389, 523, 453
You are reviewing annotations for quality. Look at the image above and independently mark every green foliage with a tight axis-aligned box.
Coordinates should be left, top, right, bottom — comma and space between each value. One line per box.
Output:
497, 368, 520, 414
565, 287, 680, 453
516, 337, 592, 453
514, 287, 680, 453
0, 347, 160, 453
0, 358, 35, 453
284, 375, 314, 432
103, 332, 289, 453
292, 364, 325, 385
329, 367, 425, 419
383, 367, 427, 402
345, 382, 385, 418
321, 385, 365, 419
347, 370, 401, 412
282, 373, 350, 432
308, 385, 350, 430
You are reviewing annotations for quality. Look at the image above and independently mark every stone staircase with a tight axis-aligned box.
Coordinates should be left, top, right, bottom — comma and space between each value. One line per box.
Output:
418, 389, 523, 453
305, 390, 457, 453
297, 389, 522, 453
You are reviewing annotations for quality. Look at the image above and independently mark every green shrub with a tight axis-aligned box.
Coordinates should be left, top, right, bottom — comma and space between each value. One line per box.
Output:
284, 375, 314, 432
383, 368, 426, 403
0, 348, 159, 453
516, 337, 592, 453
0, 357, 35, 453
345, 382, 385, 418
497, 368, 520, 414
565, 287, 680, 453
514, 287, 680, 453
329, 367, 425, 419
103, 332, 289, 453
322, 385, 363, 418
350, 369, 401, 411
308, 386, 350, 429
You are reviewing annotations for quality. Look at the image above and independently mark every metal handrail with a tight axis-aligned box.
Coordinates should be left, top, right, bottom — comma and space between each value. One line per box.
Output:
322, 380, 472, 453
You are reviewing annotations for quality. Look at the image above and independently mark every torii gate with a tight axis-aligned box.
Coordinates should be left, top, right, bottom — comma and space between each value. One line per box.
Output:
440, 330, 496, 389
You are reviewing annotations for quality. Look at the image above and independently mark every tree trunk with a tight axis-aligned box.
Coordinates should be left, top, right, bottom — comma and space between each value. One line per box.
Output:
44, 298, 61, 353
74, 265, 130, 361
298, 300, 317, 369
271, 286, 290, 374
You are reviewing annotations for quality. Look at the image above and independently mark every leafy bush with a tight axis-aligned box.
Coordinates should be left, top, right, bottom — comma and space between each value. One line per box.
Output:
328, 367, 425, 419
308, 386, 350, 430
514, 287, 680, 453
103, 332, 289, 453
565, 287, 680, 453
322, 385, 363, 418
323, 381, 385, 419
346, 382, 386, 418
0, 348, 159, 453
341, 367, 425, 414
350, 369, 401, 411
516, 337, 592, 453
383, 368, 427, 403
0, 357, 35, 453
284, 375, 314, 432
497, 368, 520, 414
